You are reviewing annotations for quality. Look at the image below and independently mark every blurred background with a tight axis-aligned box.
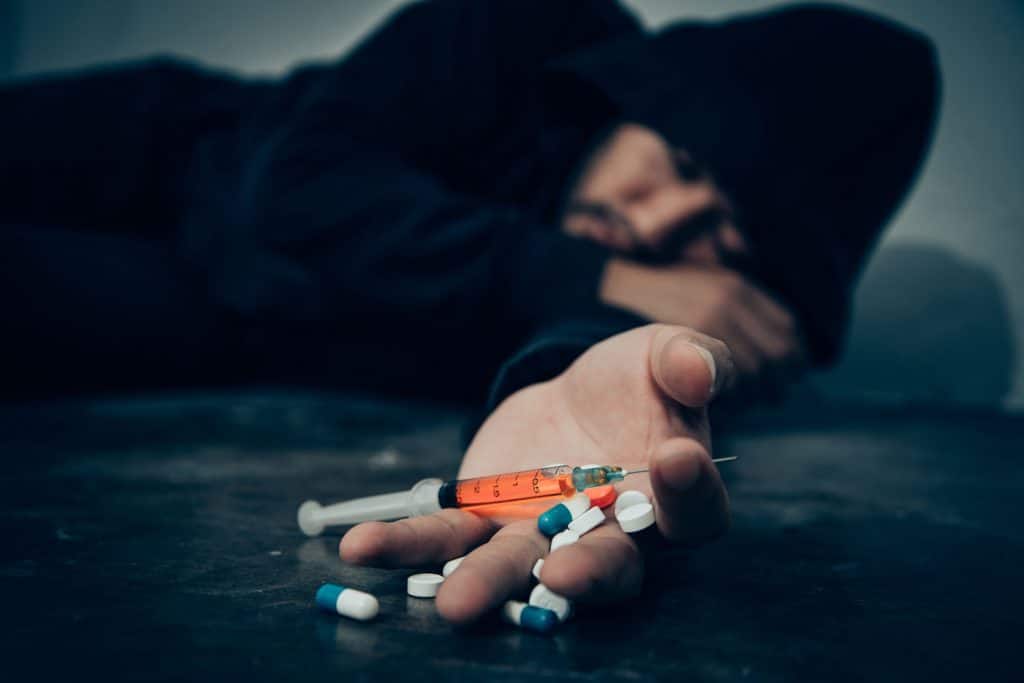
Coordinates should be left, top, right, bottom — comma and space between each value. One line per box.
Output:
1, 0, 1021, 411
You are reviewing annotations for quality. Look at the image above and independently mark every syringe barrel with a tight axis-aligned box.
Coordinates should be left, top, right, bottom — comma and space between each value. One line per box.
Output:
437, 465, 574, 509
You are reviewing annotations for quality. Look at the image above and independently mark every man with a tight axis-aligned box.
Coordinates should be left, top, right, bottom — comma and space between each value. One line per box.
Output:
1, 1, 938, 622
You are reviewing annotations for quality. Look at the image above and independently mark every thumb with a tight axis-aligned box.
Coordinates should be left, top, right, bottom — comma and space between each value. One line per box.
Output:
650, 438, 730, 545
649, 325, 735, 408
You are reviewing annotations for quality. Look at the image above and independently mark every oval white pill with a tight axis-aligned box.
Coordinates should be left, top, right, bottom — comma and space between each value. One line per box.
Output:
407, 572, 445, 598
550, 529, 580, 552
616, 502, 656, 533
532, 558, 545, 580
564, 493, 592, 519
529, 584, 571, 622
442, 556, 464, 577
567, 505, 605, 536
614, 490, 650, 516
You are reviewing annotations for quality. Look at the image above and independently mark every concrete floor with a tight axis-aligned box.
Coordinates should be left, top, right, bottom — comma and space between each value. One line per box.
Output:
1, 393, 1021, 681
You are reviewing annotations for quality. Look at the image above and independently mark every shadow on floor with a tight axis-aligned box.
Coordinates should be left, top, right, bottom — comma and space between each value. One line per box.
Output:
813, 241, 1015, 407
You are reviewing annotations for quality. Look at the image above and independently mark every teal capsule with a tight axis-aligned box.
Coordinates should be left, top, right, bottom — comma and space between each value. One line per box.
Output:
520, 605, 559, 633
502, 600, 558, 634
315, 583, 379, 621
537, 493, 591, 537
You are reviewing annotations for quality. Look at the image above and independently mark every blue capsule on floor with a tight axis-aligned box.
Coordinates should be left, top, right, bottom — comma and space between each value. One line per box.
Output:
315, 583, 379, 621
502, 600, 559, 634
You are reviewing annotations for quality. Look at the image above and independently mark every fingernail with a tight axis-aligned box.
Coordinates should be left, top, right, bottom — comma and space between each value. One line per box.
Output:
686, 342, 717, 395
656, 450, 702, 493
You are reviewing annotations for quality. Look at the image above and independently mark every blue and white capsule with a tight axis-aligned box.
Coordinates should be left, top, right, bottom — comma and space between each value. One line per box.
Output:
502, 600, 559, 634
315, 583, 379, 621
537, 493, 591, 537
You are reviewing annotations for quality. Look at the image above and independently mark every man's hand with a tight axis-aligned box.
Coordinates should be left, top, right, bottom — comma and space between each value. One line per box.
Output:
339, 324, 735, 624
601, 259, 806, 387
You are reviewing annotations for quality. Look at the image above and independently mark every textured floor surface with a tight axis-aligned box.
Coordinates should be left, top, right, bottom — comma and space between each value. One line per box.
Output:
1, 392, 1021, 681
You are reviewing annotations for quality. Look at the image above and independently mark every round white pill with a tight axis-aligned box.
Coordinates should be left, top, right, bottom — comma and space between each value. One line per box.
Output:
407, 573, 445, 598
532, 558, 545, 580
442, 556, 464, 577
529, 584, 571, 622
614, 490, 650, 516
567, 505, 605, 536
616, 502, 656, 533
550, 529, 580, 552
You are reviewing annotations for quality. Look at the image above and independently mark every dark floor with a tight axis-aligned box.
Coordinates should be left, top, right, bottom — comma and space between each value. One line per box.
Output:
1, 392, 1021, 681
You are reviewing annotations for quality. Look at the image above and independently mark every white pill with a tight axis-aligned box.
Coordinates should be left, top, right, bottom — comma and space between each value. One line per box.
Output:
567, 505, 605, 536
315, 583, 379, 621
532, 558, 545, 580
564, 492, 592, 518
407, 572, 445, 598
442, 556, 464, 577
529, 584, 572, 622
614, 490, 650, 516
616, 502, 656, 534
550, 529, 580, 552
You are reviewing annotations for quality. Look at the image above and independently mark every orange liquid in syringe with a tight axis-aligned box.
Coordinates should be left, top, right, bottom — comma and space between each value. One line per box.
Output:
437, 465, 575, 509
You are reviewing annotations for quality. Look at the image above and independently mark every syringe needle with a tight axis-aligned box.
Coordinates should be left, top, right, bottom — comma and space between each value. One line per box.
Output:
624, 456, 737, 477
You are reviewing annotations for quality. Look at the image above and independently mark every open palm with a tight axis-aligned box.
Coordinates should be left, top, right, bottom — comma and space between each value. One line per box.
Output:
340, 324, 734, 623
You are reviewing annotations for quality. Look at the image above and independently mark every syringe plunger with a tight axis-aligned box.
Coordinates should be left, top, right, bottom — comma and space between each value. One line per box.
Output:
298, 478, 442, 536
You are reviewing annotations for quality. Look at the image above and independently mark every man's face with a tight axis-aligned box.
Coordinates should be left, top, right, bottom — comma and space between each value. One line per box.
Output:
563, 123, 747, 265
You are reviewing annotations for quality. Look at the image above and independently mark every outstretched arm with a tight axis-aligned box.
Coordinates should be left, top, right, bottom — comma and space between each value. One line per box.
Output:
340, 323, 735, 623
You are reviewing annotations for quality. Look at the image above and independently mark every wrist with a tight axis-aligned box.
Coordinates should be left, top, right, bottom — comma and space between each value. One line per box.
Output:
599, 257, 655, 316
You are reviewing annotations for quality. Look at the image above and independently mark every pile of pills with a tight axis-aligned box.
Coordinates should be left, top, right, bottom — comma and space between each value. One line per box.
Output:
315, 486, 657, 634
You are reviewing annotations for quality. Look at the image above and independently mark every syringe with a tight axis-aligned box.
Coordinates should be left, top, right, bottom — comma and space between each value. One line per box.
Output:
297, 458, 737, 536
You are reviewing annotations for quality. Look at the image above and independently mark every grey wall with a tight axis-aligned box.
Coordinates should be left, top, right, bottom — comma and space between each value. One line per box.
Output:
4, 0, 1022, 409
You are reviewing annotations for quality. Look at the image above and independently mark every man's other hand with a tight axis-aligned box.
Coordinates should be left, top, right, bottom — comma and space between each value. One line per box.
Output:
601, 259, 807, 387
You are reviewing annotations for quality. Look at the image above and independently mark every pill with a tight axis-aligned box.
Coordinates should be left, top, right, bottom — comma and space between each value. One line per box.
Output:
502, 600, 559, 634
532, 558, 544, 580
567, 505, 605, 536
407, 572, 445, 598
529, 584, 572, 622
585, 485, 617, 509
614, 490, 650, 515
315, 583, 379, 621
616, 502, 656, 534
442, 556, 464, 577
537, 493, 591, 537
550, 529, 580, 552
